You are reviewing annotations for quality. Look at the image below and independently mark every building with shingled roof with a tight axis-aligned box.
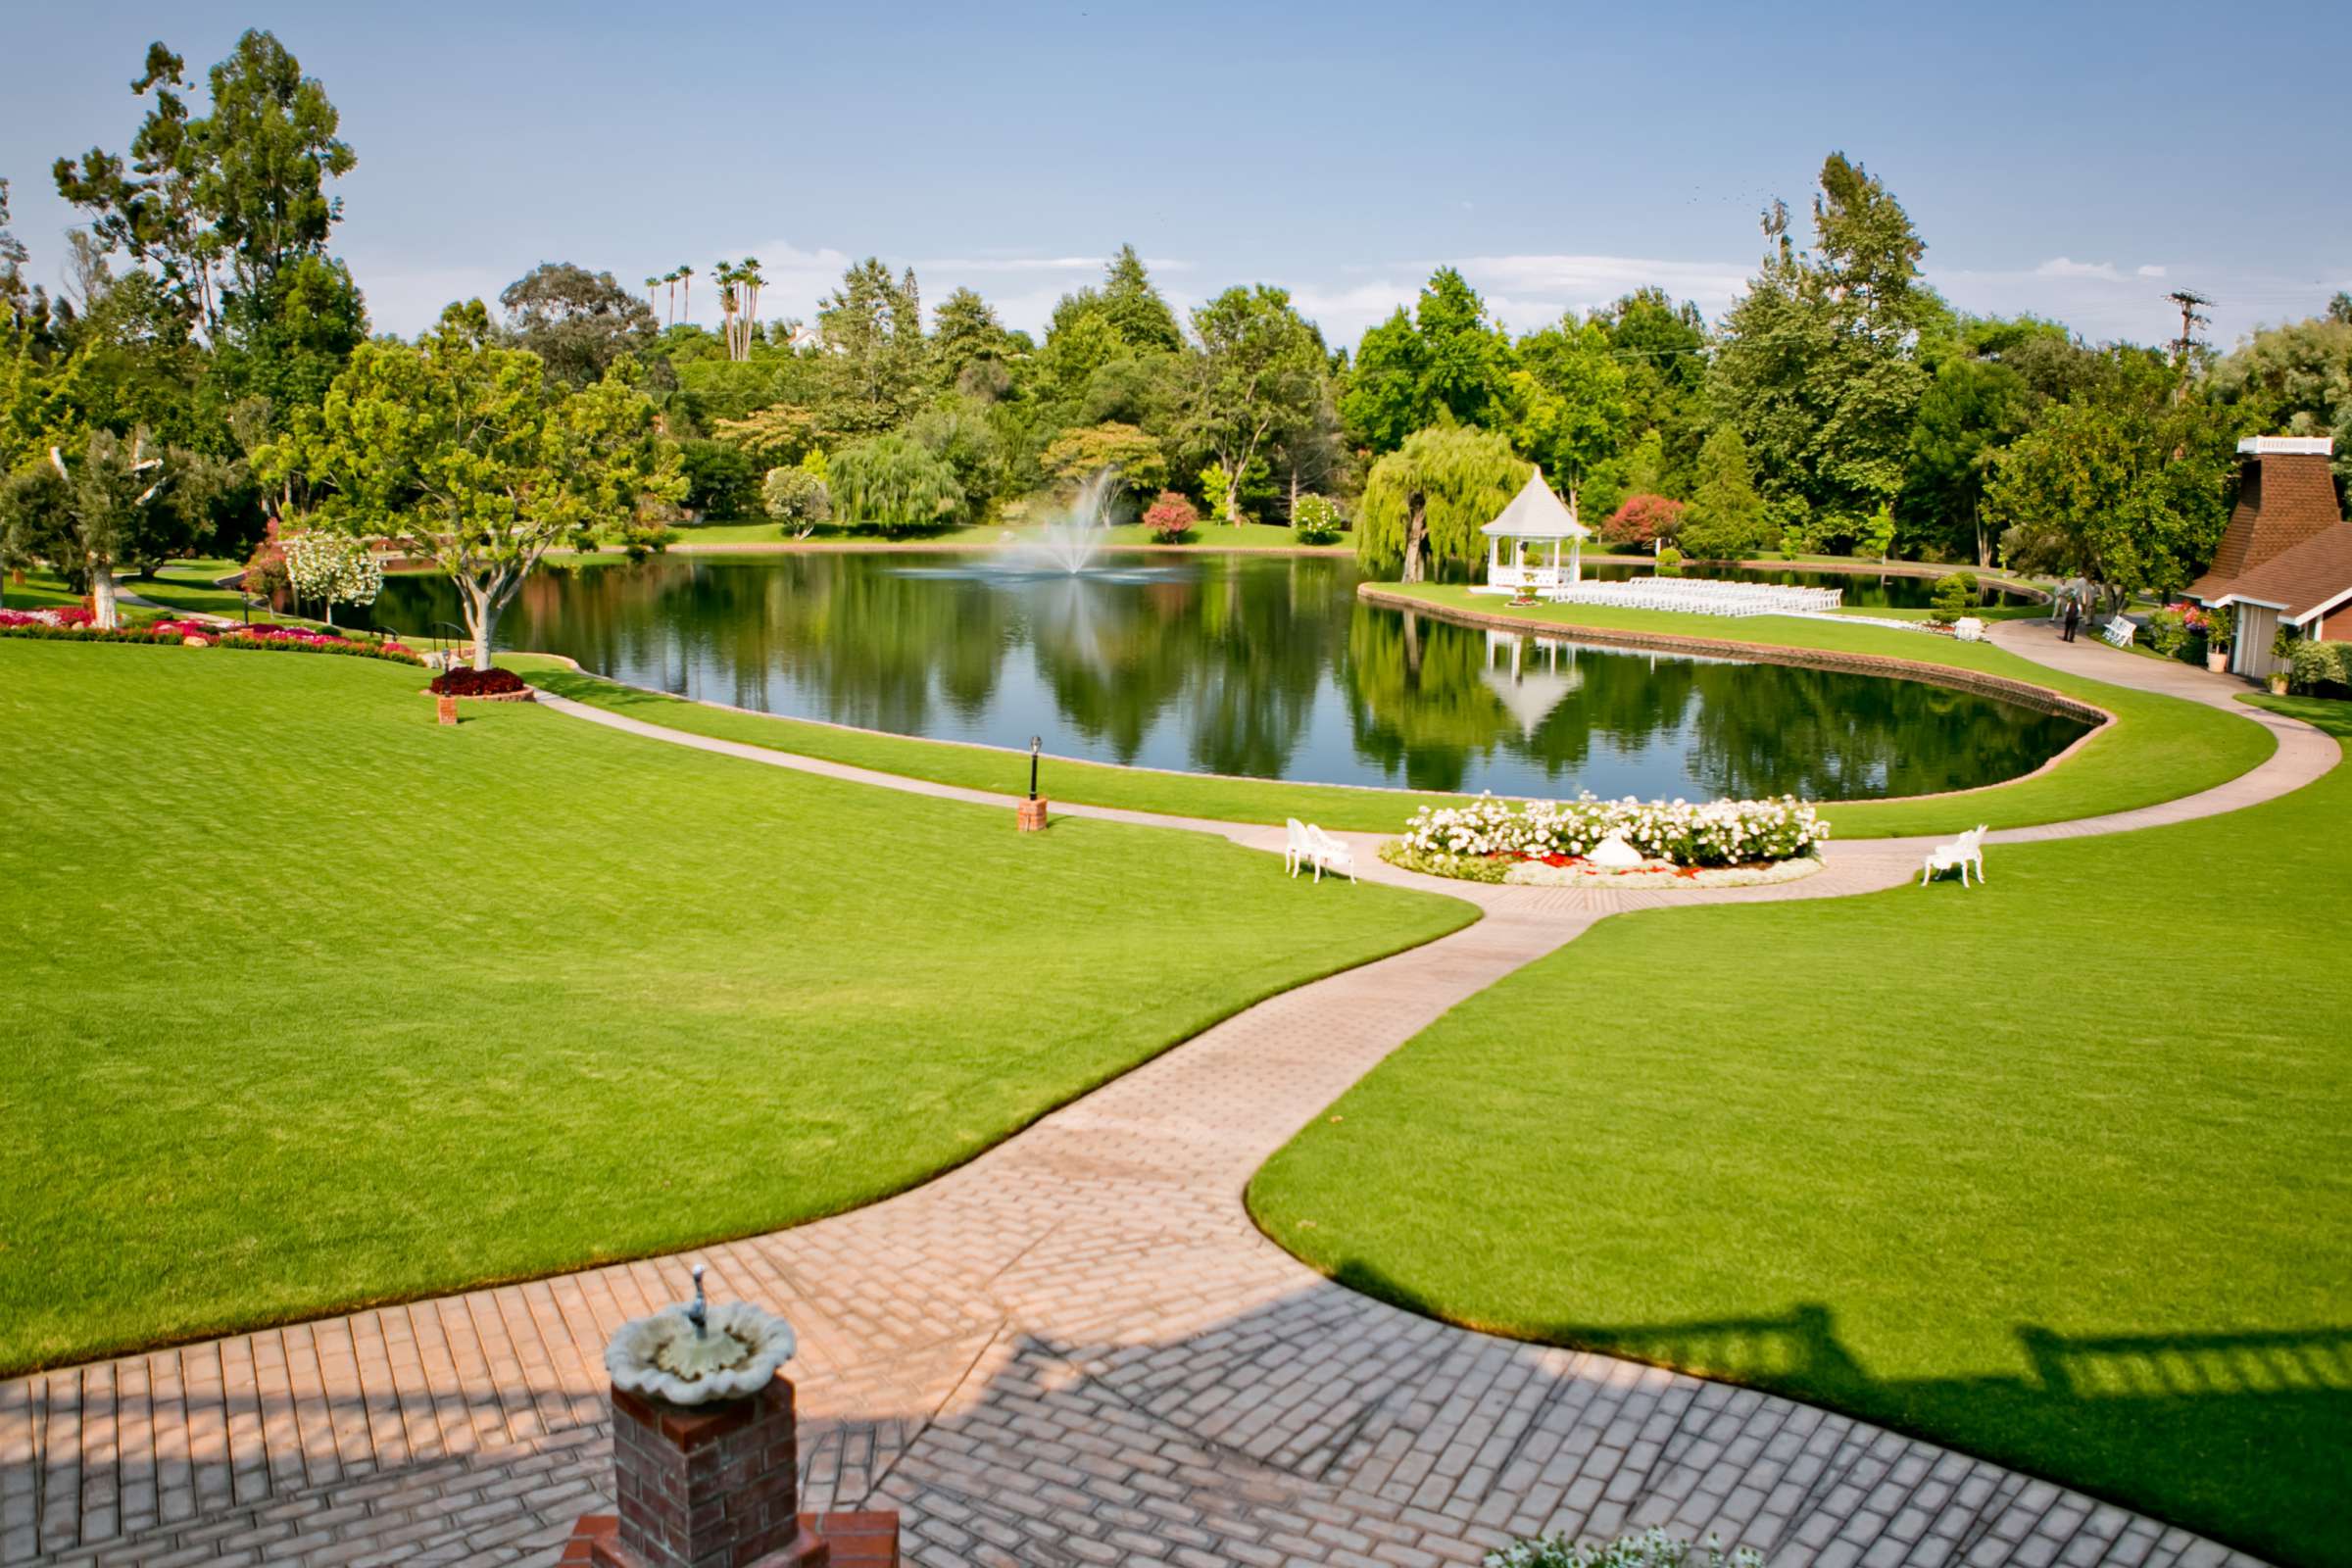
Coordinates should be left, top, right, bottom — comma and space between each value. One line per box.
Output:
2188, 437, 2352, 679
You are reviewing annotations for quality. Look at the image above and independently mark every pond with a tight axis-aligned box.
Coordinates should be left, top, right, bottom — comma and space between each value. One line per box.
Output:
373, 552, 2083, 801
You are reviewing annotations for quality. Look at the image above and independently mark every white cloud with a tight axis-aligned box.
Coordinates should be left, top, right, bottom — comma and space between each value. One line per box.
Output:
1287, 255, 1754, 347
1455, 254, 1753, 323
2034, 256, 2129, 280
344, 261, 508, 335
2137, 265, 2169, 278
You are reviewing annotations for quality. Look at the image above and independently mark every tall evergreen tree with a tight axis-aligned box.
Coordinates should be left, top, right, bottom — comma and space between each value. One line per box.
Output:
1709, 153, 1935, 529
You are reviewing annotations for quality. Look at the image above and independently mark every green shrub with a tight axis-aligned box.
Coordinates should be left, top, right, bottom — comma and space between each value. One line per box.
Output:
1292, 494, 1345, 544
2144, 606, 2190, 659
760, 466, 832, 530
1929, 570, 1980, 625
1654, 545, 1685, 575
2287, 639, 2352, 696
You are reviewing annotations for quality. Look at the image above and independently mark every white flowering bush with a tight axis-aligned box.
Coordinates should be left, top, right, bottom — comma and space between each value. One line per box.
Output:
1396, 791, 1826, 870
1487, 1528, 1761, 1568
281, 530, 383, 623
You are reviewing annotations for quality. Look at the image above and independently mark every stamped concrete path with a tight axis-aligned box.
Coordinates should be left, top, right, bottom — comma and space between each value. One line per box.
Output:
4, 620, 2331, 1568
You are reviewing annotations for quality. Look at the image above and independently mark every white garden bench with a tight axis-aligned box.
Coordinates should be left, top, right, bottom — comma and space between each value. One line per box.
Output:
1286, 819, 1356, 883
1921, 824, 1989, 888
2101, 616, 2135, 649
1953, 616, 1984, 642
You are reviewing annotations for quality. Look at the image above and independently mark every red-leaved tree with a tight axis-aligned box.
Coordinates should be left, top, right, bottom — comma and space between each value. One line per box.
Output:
1143, 491, 1200, 542
1602, 493, 1686, 549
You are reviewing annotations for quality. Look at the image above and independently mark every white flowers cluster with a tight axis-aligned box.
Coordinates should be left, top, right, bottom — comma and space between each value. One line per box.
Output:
281, 530, 384, 611
1399, 791, 1827, 869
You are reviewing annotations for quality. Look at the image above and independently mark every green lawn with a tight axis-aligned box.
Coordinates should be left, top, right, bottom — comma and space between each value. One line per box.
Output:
1249, 697, 2352, 1568
6, 559, 251, 619
513, 583, 2273, 841
0, 639, 1471, 1375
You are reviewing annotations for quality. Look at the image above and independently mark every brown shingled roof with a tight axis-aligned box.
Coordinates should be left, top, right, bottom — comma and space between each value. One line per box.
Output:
2199, 521, 2352, 621
2204, 451, 2343, 581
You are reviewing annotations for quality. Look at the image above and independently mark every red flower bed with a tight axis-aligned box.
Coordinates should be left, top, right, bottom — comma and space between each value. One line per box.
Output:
428, 666, 529, 697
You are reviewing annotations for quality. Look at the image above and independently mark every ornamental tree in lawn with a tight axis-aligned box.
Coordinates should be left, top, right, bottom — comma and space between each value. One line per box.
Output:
1355, 426, 1527, 583
1602, 494, 1686, 550
0, 426, 191, 628
279, 527, 379, 624
260, 300, 682, 668
760, 465, 830, 532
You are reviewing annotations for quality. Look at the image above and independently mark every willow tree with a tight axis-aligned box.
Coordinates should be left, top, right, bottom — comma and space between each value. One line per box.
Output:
1354, 425, 1526, 583
260, 300, 681, 666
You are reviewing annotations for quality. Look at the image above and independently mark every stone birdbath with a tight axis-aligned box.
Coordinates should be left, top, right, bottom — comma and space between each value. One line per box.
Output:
604, 1264, 797, 1406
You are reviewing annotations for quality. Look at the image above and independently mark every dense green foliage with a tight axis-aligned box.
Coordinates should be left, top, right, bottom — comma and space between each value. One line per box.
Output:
16, 78, 2328, 596
0, 638, 1470, 1373
1355, 426, 1526, 581
1251, 697, 2352, 1568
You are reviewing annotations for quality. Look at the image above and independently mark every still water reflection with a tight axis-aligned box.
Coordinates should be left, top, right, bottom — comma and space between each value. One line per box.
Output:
373, 553, 2082, 800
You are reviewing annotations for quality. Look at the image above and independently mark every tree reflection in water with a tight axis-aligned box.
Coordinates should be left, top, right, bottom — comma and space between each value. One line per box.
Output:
375, 553, 2082, 801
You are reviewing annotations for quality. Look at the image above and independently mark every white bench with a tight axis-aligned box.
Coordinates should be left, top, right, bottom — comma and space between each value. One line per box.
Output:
1921, 825, 1988, 888
1953, 616, 1984, 643
1286, 819, 1356, 883
2101, 616, 2135, 649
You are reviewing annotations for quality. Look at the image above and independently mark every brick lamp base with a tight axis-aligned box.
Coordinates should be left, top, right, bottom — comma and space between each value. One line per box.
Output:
560, 1511, 900, 1567
556, 1372, 900, 1568
1017, 796, 1049, 831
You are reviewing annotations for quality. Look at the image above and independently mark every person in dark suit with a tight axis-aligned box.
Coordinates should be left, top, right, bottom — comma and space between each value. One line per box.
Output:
2062, 595, 2082, 643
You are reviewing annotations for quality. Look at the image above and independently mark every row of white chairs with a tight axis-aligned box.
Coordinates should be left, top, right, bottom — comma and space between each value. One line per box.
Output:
1545, 578, 1844, 618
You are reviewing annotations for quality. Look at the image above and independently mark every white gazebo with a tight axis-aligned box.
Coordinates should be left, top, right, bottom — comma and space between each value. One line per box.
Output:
1477, 468, 1590, 597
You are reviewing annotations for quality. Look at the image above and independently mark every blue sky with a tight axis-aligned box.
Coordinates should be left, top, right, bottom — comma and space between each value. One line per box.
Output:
7, 0, 2347, 352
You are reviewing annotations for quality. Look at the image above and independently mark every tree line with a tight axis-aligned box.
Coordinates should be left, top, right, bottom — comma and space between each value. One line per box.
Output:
7, 31, 2350, 653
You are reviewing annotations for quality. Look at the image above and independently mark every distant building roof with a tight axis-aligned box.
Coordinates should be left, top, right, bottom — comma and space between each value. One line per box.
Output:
2191, 437, 2344, 602
2197, 522, 2352, 623
1479, 468, 1589, 540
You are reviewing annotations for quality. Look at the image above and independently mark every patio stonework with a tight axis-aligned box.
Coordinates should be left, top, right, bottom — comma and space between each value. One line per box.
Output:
0, 619, 2327, 1568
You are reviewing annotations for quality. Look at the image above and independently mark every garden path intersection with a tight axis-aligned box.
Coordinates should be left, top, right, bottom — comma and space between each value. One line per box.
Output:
3, 623, 2331, 1568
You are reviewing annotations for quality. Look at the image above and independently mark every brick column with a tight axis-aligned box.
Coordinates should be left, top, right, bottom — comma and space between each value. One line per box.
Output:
577, 1369, 828, 1568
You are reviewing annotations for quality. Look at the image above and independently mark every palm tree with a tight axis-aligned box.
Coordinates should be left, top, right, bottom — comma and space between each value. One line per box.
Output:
732, 257, 765, 360
678, 264, 695, 324
643, 275, 660, 315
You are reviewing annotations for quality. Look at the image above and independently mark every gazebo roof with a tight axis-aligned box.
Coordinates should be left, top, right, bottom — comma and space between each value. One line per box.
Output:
1480, 468, 1589, 540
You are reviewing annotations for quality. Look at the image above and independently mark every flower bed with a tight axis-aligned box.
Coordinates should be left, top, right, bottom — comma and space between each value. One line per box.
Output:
428, 666, 532, 699
0, 611, 421, 664
1387, 791, 1828, 886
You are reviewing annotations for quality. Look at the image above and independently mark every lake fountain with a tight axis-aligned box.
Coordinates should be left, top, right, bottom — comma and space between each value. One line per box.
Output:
1014, 466, 1121, 575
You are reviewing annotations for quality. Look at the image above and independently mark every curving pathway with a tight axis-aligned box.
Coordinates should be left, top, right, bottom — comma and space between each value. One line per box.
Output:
1, 620, 2330, 1568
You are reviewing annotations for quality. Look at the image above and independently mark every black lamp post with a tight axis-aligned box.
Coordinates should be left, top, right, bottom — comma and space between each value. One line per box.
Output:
1028, 736, 1041, 801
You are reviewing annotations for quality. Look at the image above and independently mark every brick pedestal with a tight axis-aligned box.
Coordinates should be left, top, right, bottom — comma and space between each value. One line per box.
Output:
577, 1371, 829, 1568
1017, 796, 1049, 831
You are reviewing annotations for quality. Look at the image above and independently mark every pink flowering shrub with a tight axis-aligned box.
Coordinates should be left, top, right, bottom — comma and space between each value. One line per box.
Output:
1142, 491, 1200, 543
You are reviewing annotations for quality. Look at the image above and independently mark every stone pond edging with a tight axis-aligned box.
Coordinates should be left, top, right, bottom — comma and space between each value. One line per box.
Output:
1355, 583, 2111, 727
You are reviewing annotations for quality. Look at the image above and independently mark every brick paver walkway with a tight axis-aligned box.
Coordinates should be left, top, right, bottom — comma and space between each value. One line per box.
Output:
4, 618, 2328, 1568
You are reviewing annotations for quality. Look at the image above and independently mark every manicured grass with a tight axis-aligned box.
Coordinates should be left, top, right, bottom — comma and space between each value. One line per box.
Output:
0, 639, 1471, 1375
1372, 585, 2274, 838
1249, 697, 2352, 1568
513, 582, 2273, 841
7, 559, 250, 619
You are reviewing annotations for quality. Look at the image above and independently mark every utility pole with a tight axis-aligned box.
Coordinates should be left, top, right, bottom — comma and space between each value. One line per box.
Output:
2166, 289, 2213, 401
